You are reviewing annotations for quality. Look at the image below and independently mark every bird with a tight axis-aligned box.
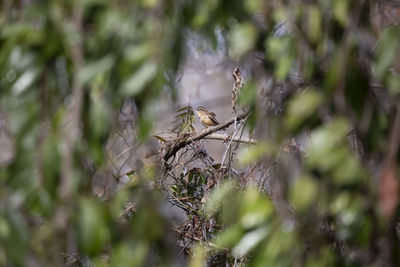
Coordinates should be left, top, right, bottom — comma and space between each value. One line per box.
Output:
196, 106, 219, 128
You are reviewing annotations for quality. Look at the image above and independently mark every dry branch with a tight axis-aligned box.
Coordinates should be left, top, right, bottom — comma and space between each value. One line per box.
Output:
163, 111, 250, 162
204, 133, 257, 144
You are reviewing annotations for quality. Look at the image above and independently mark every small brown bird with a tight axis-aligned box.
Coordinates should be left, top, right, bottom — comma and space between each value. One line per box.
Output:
196, 106, 219, 128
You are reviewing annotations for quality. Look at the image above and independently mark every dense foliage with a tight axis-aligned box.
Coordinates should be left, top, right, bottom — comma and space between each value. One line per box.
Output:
1, 0, 400, 266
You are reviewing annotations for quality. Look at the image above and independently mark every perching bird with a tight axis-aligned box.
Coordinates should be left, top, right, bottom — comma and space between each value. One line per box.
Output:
196, 106, 219, 128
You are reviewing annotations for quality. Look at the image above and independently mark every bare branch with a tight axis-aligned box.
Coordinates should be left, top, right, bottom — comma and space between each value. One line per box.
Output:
204, 133, 257, 144
163, 111, 250, 163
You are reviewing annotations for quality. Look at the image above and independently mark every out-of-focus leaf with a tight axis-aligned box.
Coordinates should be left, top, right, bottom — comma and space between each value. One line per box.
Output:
237, 142, 275, 166
286, 89, 323, 130
78, 56, 114, 85
141, 0, 159, 8
307, 6, 321, 42
307, 118, 365, 184
266, 36, 295, 80
4, 208, 29, 265
238, 82, 256, 106
306, 248, 336, 267
8, 47, 35, 71
308, 118, 349, 161
233, 226, 269, 257
124, 43, 154, 64
121, 62, 158, 96
374, 27, 400, 78
330, 192, 351, 214
192, 1, 218, 28
289, 175, 318, 212
215, 225, 243, 248
205, 181, 236, 216
137, 112, 153, 140
11, 68, 39, 95
229, 22, 257, 60
240, 187, 273, 228
260, 227, 297, 265
189, 245, 207, 267
111, 242, 148, 267
79, 0, 106, 6
88, 89, 111, 165
78, 197, 110, 255
244, 0, 263, 13
0, 217, 10, 240
333, 0, 349, 26
387, 73, 400, 96
42, 133, 61, 200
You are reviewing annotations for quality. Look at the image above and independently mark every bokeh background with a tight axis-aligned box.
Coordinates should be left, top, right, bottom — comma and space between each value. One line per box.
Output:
1, 0, 400, 266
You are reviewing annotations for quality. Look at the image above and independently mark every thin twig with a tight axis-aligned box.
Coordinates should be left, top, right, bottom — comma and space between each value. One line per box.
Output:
204, 133, 257, 144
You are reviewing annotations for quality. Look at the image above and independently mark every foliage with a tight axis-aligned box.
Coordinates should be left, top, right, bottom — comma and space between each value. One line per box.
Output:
1, 0, 400, 266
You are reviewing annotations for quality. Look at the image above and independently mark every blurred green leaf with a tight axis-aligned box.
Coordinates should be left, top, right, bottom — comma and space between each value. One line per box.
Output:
374, 27, 400, 78
238, 82, 256, 106
333, 0, 349, 26
387, 73, 400, 96
240, 187, 273, 228
205, 181, 236, 216
215, 225, 243, 248
244, 0, 263, 13
121, 62, 158, 96
229, 22, 257, 60
42, 133, 61, 199
189, 245, 207, 267
237, 142, 275, 166
79, 197, 110, 255
289, 175, 318, 212
78, 56, 114, 85
286, 89, 323, 130
233, 226, 269, 257
11, 68, 39, 95
266, 36, 296, 80
3, 208, 29, 265
111, 242, 148, 267
306, 248, 336, 267
307, 6, 321, 42
307, 118, 365, 184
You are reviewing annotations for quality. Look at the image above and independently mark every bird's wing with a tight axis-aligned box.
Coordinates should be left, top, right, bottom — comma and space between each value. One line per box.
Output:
210, 116, 219, 125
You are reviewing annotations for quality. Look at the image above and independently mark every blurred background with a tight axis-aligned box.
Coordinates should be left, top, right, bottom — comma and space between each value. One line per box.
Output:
1, 0, 400, 266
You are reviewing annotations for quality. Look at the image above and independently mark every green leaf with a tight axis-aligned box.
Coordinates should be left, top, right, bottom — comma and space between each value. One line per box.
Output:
111, 242, 149, 267
307, 6, 321, 42
333, 0, 349, 26
205, 181, 236, 216
233, 226, 269, 257
78, 56, 114, 85
237, 142, 275, 166
11, 68, 39, 95
121, 61, 158, 96
215, 225, 243, 248
240, 187, 273, 228
307, 118, 365, 184
229, 22, 257, 60
289, 175, 318, 212
374, 27, 400, 78
286, 89, 323, 130
79, 197, 110, 255
189, 245, 207, 267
